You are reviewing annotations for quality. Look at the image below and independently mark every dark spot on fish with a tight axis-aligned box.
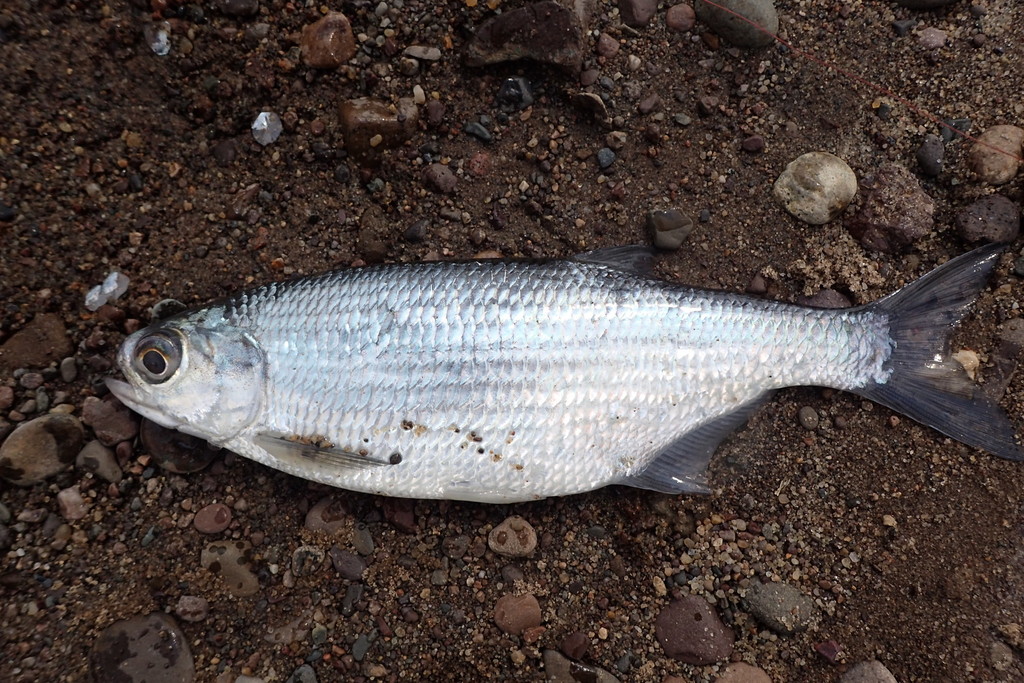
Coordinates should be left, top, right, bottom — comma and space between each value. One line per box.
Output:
491, 453, 502, 462
477, 448, 485, 454
358, 448, 369, 457
400, 420, 413, 430
389, 452, 402, 465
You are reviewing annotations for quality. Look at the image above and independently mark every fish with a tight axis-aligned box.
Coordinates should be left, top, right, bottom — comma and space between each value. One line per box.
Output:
106, 245, 1023, 503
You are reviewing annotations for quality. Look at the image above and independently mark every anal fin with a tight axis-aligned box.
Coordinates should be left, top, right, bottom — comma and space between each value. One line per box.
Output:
255, 432, 397, 470
622, 394, 771, 495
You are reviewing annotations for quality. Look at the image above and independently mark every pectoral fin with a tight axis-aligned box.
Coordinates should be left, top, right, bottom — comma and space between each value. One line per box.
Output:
255, 432, 397, 470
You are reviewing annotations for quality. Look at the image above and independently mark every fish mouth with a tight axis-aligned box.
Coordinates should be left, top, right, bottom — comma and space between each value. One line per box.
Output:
105, 377, 183, 431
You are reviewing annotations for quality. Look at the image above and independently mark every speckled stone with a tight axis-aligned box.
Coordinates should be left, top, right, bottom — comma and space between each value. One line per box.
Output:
773, 151, 857, 225
489, 516, 538, 557
90, 612, 195, 682
0, 413, 84, 486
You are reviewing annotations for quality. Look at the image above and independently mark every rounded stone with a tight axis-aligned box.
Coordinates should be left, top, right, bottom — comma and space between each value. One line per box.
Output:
841, 660, 898, 683
694, 0, 778, 49
291, 544, 326, 577
798, 406, 819, 431
744, 581, 819, 635
955, 194, 1020, 244
774, 152, 857, 225
90, 612, 195, 683
715, 662, 772, 683
76, 440, 122, 483
666, 4, 696, 33
894, 0, 958, 8
175, 595, 209, 623
0, 413, 84, 486
82, 396, 139, 446
488, 515, 538, 558
305, 497, 351, 535
846, 164, 934, 252
968, 125, 1023, 185
648, 209, 695, 250
915, 133, 944, 177
655, 596, 734, 664
300, 12, 356, 69
193, 503, 232, 534
494, 592, 542, 635
201, 541, 259, 597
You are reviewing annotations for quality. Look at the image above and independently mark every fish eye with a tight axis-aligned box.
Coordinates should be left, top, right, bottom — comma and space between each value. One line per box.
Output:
132, 332, 181, 383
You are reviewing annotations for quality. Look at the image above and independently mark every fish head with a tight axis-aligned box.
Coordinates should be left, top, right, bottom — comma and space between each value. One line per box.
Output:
106, 314, 265, 445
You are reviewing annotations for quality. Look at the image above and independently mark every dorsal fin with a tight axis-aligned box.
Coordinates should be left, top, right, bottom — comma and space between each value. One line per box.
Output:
575, 246, 655, 275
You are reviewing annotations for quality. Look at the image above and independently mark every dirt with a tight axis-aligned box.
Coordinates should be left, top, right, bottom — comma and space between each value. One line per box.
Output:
1, 0, 1023, 681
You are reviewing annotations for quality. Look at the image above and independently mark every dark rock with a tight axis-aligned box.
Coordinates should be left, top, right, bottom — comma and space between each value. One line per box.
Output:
543, 649, 619, 682
82, 396, 139, 446
300, 12, 356, 69
464, 1, 584, 73
846, 164, 934, 252
561, 630, 589, 659
892, 19, 916, 37
382, 497, 416, 533
596, 148, 616, 169
648, 209, 694, 250
425, 100, 446, 127
140, 418, 219, 474
214, 0, 258, 17
76, 439, 122, 483
463, 121, 493, 143
798, 289, 852, 309
497, 77, 534, 112
894, 0, 957, 8
955, 194, 1019, 244
618, 0, 658, 27
90, 613, 195, 683
916, 133, 944, 176
596, 32, 619, 58
329, 546, 367, 580
404, 219, 429, 242
655, 596, 734, 664
337, 97, 419, 165
0, 313, 72, 373
0, 414, 84, 486
741, 135, 765, 153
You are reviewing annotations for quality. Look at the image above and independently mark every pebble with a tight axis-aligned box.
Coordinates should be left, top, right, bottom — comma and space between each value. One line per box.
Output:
798, 406, 819, 430
90, 613, 195, 682
648, 209, 694, 250
955, 194, 1019, 244
352, 524, 375, 555
799, 289, 851, 309
968, 125, 1024, 185
201, 541, 260, 597
19, 372, 43, 389
291, 545, 326, 577
463, 121, 493, 143
917, 27, 946, 49
561, 630, 589, 659
744, 581, 819, 635
286, 664, 317, 683
337, 97, 419, 164
0, 385, 12, 411
543, 649, 620, 682
404, 218, 429, 242
596, 147, 616, 169
299, 12, 356, 69
488, 515, 538, 557
655, 596, 734, 664
404, 45, 441, 61
741, 135, 765, 153
0, 313, 72, 373
214, 0, 258, 17
81, 396, 139, 446
892, 19, 916, 37
193, 503, 232, 534
694, 0, 778, 49
493, 592, 542, 635
666, 4, 697, 33
251, 112, 283, 146
915, 133, 944, 177
0, 413, 84, 485
847, 164, 934, 252
175, 595, 209, 622
715, 663, 772, 683
464, 1, 584, 73
424, 163, 458, 193
140, 418, 219, 473
304, 497, 350, 535
773, 151, 857, 225
840, 660, 897, 683
382, 497, 417, 533
618, 0, 658, 27
56, 485, 88, 520
497, 77, 533, 111
329, 546, 366, 580
596, 32, 619, 58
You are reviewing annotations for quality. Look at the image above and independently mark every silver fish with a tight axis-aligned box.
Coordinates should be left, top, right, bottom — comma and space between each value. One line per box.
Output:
106, 245, 1022, 502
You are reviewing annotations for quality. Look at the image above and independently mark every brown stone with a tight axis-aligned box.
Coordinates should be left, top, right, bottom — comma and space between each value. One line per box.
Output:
0, 313, 72, 373
338, 97, 419, 165
300, 12, 356, 69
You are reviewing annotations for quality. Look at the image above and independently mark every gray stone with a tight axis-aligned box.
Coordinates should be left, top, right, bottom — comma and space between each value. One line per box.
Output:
543, 649, 620, 682
916, 133, 944, 177
955, 194, 1019, 244
76, 440, 122, 483
840, 660, 898, 683
648, 209, 694, 250
695, 0, 778, 49
744, 581, 819, 635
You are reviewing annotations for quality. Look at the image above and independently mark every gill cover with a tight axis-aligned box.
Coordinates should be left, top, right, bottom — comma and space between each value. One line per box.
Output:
107, 314, 265, 445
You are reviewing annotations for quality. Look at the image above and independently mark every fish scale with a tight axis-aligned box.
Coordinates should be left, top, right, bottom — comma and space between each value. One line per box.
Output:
107, 246, 1023, 502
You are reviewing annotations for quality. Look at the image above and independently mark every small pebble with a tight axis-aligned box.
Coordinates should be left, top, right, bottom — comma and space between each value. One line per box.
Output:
81, 396, 139, 446
847, 164, 934, 252
915, 133, 944, 177
329, 546, 366, 580
917, 27, 946, 49
304, 497, 350, 535
291, 545, 326, 577
596, 147, 616, 169
175, 595, 209, 623
798, 406, 819, 430
0, 413, 84, 486
741, 135, 765, 153
299, 12, 356, 69
596, 32, 619, 58
140, 418, 219, 474
489, 515, 538, 557
665, 4, 696, 33
968, 125, 1023, 185
201, 541, 259, 597
655, 596, 734, 664
424, 163, 458, 194
648, 209, 694, 250
744, 581, 819, 635
715, 662, 772, 683
494, 592, 542, 635
955, 194, 1019, 244
544, 649, 620, 682
57, 485, 88, 521
694, 0, 778, 48
193, 503, 232, 534
840, 660, 898, 683
463, 121, 493, 143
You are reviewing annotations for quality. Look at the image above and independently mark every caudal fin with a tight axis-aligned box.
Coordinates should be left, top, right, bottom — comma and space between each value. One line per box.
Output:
857, 244, 1023, 461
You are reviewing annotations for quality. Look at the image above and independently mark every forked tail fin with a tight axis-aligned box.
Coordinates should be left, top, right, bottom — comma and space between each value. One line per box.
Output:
857, 244, 1023, 461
